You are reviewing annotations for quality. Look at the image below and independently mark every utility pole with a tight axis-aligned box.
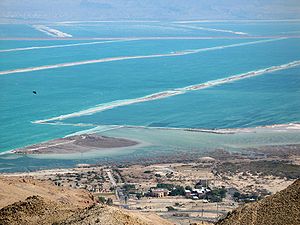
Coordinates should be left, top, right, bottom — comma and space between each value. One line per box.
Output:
202, 203, 204, 224
217, 202, 219, 219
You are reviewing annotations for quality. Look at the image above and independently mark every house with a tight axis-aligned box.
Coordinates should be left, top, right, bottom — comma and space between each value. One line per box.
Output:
150, 188, 169, 197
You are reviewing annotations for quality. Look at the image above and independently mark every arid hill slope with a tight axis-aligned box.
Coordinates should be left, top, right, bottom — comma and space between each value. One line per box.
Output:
0, 195, 77, 225
60, 204, 151, 225
216, 179, 300, 225
0, 176, 173, 225
0, 176, 94, 209
0, 195, 173, 225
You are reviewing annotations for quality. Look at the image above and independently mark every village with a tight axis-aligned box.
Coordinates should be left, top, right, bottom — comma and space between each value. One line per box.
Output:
30, 153, 292, 224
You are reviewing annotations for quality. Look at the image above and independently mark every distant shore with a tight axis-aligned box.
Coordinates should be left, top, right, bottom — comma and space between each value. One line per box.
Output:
12, 134, 139, 155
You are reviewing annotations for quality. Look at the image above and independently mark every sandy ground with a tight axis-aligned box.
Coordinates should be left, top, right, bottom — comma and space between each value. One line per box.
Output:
215, 172, 294, 194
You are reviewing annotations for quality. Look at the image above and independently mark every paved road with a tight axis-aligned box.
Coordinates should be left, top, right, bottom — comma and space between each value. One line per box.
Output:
106, 169, 117, 187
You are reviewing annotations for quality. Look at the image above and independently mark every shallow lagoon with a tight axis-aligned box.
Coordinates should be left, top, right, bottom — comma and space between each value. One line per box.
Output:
1, 124, 300, 172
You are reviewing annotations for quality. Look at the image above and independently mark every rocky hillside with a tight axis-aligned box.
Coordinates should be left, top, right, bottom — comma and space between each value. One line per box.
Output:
216, 179, 300, 225
0, 196, 76, 225
59, 204, 150, 225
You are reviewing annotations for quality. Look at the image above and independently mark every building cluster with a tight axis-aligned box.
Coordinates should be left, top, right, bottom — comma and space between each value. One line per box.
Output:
41, 165, 224, 203
144, 179, 212, 200
184, 187, 211, 200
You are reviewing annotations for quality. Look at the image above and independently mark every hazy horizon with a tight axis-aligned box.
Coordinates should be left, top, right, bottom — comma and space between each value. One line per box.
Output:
1, 0, 300, 23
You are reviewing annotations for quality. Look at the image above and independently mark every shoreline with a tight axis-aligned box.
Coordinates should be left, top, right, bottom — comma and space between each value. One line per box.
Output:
1, 122, 300, 156
2, 142, 300, 177
0, 137, 299, 174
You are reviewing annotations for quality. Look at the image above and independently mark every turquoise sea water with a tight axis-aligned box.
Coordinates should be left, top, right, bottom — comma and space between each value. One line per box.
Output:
49, 22, 239, 37
65, 66, 300, 129
0, 21, 300, 171
0, 39, 256, 70
185, 21, 300, 36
